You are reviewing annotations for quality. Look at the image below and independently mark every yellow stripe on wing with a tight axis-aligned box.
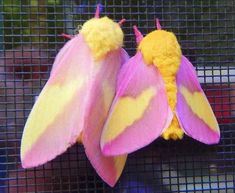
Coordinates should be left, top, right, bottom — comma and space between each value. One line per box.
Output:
21, 78, 83, 157
180, 86, 219, 133
103, 87, 156, 144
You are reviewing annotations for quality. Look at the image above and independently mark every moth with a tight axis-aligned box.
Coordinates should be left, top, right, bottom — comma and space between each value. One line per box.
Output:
101, 19, 220, 156
20, 5, 128, 187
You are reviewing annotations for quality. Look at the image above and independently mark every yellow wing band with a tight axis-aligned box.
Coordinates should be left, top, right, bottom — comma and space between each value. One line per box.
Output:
103, 87, 156, 143
180, 86, 219, 132
21, 78, 83, 157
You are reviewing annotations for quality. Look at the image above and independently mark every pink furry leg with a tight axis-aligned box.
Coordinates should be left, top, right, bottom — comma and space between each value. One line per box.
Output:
61, 33, 74, 39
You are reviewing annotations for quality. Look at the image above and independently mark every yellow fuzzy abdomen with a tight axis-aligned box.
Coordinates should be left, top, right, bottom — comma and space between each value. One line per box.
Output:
138, 30, 184, 140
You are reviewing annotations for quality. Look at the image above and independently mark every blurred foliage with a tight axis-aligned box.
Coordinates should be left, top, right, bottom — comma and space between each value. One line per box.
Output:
3, 0, 29, 49
3, 0, 64, 49
1, 0, 235, 66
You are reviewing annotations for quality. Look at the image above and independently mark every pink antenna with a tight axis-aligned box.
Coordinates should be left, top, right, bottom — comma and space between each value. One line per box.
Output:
156, 18, 162, 30
133, 25, 143, 44
95, 4, 100, 18
118, 18, 126, 26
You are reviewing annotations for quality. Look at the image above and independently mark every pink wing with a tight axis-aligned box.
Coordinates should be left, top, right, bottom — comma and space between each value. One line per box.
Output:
176, 55, 220, 144
83, 49, 128, 187
21, 35, 94, 168
100, 51, 173, 156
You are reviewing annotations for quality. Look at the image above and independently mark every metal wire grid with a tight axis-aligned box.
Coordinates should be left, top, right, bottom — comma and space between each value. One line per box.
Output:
0, 0, 234, 192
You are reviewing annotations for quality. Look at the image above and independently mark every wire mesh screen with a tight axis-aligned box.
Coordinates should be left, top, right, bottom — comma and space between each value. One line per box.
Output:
0, 0, 235, 192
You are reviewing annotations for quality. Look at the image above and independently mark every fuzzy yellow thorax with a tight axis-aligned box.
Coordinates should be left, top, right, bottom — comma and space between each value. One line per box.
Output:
80, 17, 123, 61
138, 30, 184, 140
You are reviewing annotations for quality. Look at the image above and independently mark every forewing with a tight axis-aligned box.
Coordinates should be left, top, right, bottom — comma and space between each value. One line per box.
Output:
83, 49, 128, 187
176, 55, 220, 144
21, 35, 93, 168
101, 51, 172, 156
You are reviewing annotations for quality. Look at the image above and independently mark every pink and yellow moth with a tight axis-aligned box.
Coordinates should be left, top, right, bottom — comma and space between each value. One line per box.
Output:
101, 19, 220, 156
20, 5, 128, 187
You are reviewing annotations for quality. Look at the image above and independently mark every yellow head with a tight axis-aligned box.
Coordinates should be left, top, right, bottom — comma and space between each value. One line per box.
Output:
138, 29, 182, 67
80, 16, 123, 61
